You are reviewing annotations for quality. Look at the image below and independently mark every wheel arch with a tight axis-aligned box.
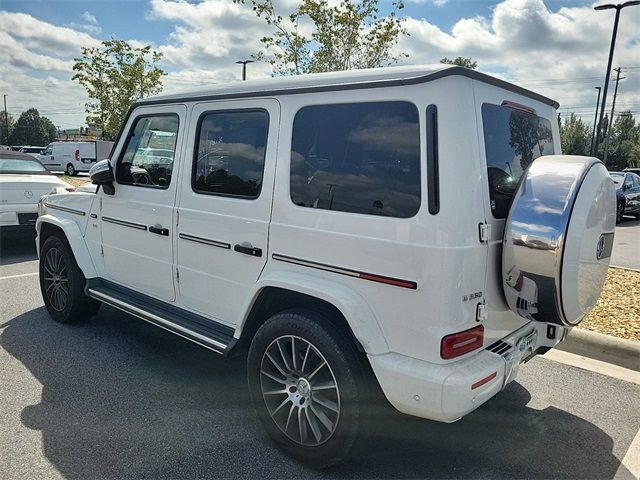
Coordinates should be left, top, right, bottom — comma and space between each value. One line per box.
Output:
230, 272, 389, 357
37, 215, 97, 279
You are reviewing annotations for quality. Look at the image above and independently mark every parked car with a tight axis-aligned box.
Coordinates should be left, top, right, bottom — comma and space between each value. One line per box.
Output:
35, 65, 616, 467
18, 145, 45, 158
610, 171, 640, 223
37, 140, 114, 176
0, 150, 74, 232
623, 167, 640, 177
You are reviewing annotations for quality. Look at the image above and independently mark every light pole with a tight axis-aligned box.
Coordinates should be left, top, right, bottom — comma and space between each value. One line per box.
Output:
590, 87, 601, 155
593, 1, 640, 156
235, 60, 254, 81
3, 94, 8, 145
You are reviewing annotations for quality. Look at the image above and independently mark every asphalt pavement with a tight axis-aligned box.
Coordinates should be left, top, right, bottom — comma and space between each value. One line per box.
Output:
611, 217, 640, 270
1, 234, 639, 479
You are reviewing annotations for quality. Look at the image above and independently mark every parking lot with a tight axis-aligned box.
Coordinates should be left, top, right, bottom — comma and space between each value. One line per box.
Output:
1, 233, 639, 479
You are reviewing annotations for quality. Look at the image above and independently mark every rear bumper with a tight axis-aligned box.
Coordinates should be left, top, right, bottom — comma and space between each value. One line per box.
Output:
368, 322, 564, 422
0, 204, 38, 228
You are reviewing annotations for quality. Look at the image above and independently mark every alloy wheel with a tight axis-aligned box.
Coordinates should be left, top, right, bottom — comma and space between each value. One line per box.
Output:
43, 247, 69, 311
260, 335, 341, 446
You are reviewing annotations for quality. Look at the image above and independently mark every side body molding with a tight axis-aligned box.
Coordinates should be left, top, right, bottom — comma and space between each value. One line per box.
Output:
36, 214, 98, 279
237, 270, 390, 355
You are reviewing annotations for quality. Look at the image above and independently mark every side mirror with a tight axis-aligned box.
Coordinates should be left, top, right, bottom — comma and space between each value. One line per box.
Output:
89, 159, 115, 195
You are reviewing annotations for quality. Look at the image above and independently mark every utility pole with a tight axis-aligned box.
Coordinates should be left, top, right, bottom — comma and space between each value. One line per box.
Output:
2, 94, 8, 145
593, 1, 640, 155
603, 67, 625, 164
590, 87, 601, 155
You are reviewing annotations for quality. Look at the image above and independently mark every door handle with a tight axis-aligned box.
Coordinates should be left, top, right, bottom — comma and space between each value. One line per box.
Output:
149, 225, 169, 236
234, 244, 262, 257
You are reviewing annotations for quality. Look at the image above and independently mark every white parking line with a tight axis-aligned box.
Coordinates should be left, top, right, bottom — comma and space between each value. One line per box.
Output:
0, 272, 38, 281
615, 427, 640, 479
543, 349, 640, 385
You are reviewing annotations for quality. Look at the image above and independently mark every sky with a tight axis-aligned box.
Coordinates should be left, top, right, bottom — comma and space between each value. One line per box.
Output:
1, 0, 639, 131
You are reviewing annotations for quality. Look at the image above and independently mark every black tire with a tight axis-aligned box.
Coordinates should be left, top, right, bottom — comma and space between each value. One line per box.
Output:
616, 202, 624, 224
66, 163, 77, 176
247, 309, 372, 468
39, 235, 100, 323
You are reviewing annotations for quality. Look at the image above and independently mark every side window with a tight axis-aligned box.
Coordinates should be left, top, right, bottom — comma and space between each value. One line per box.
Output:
633, 175, 640, 188
623, 175, 633, 189
44, 145, 52, 155
116, 114, 179, 189
193, 110, 269, 198
290, 101, 421, 218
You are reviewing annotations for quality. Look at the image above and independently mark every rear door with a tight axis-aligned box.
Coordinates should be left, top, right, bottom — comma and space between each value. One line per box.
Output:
176, 99, 279, 325
473, 82, 559, 340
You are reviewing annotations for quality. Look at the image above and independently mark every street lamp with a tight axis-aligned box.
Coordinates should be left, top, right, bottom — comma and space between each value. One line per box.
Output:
592, 1, 640, 156
590, 87, 601, 155
235, 60, 254, 81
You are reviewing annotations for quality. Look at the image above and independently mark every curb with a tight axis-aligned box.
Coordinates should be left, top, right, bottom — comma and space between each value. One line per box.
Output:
555, 328, 640, 372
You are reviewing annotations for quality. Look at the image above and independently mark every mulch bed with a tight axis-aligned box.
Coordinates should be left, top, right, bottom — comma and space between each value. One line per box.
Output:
580, 267, 640, 341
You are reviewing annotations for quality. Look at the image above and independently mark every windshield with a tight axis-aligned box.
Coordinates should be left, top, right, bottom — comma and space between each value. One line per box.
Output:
0, 157, 49, 174
609, 173, 624, 186
482, 103, 555, 219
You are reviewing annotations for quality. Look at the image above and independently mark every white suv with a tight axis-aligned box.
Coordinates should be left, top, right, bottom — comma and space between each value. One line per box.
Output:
36, 65, 616, 467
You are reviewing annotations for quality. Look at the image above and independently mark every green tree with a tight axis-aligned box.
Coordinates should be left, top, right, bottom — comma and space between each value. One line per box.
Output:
440, 56, 478, 69
8, 108, 57, 146
560, 113, 590, 156
73, 39, 165, 140
237, 0, 407, 75
604, 112, 640, 170
1, 110, 14, 145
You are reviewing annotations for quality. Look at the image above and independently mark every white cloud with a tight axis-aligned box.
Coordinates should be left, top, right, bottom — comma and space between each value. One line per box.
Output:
407, 0, 449, 5
1, 0, 639, 130
397, 0, 640, 119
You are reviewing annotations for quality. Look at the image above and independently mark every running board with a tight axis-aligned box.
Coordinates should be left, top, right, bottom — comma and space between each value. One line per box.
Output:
86, 279, 235, 355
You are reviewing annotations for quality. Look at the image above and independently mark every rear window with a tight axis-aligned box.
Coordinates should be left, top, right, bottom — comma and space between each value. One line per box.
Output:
0, 157, 48, 174
290, 101, 421, 218
482, 103, 555, 219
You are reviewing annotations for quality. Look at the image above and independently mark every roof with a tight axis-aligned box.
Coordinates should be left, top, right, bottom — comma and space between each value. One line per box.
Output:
140, 64, 559, 109
0, 149, 41, 160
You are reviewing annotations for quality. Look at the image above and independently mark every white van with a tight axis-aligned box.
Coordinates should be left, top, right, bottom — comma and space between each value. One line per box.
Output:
35, 65, 616, 467
38, 140, 114, 175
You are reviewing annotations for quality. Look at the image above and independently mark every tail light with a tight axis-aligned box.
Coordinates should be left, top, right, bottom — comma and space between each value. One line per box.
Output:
75, 149, 80, 161
441, 325, 484, 359
65, 187, 76, 192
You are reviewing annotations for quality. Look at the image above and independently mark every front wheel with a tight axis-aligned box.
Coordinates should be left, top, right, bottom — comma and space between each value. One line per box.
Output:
247, 309, 371, 468
39, 235, 100, 323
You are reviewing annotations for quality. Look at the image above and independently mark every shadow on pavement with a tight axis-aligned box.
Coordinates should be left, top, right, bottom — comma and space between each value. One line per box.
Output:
1, 305, 627, 479
616, 217, 640, 228
0, 231, 38, 266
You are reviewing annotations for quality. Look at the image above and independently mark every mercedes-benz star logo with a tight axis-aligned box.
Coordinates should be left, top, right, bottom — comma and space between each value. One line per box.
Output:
596, 235, 606, 260
23, 190, 33, 199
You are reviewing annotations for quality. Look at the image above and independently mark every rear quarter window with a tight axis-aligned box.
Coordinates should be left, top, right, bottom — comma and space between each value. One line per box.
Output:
290, 101, 421, 218
482, 103, 555, 219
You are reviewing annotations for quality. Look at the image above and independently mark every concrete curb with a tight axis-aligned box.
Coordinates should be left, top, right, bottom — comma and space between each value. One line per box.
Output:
555, 328, 640, 372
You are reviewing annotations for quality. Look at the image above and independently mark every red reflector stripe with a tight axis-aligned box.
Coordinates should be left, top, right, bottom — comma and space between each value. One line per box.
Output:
358, 273, 417, 289
272, 254, 417, 290
471, 371, 497, 390
440, 325, 484, 359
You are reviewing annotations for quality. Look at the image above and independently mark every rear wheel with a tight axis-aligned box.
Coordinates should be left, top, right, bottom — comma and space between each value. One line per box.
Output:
39, 235, 100, 323
247, 309, 370, 468
66, 163, 77, 176
616, 202, 624, 224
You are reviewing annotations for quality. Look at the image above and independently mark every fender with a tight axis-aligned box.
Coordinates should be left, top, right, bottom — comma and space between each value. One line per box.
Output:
237, 270, 390, 355
36, 214, 98, 279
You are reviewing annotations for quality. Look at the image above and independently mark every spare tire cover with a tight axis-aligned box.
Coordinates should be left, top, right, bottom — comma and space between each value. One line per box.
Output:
502, 155, 616, 326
